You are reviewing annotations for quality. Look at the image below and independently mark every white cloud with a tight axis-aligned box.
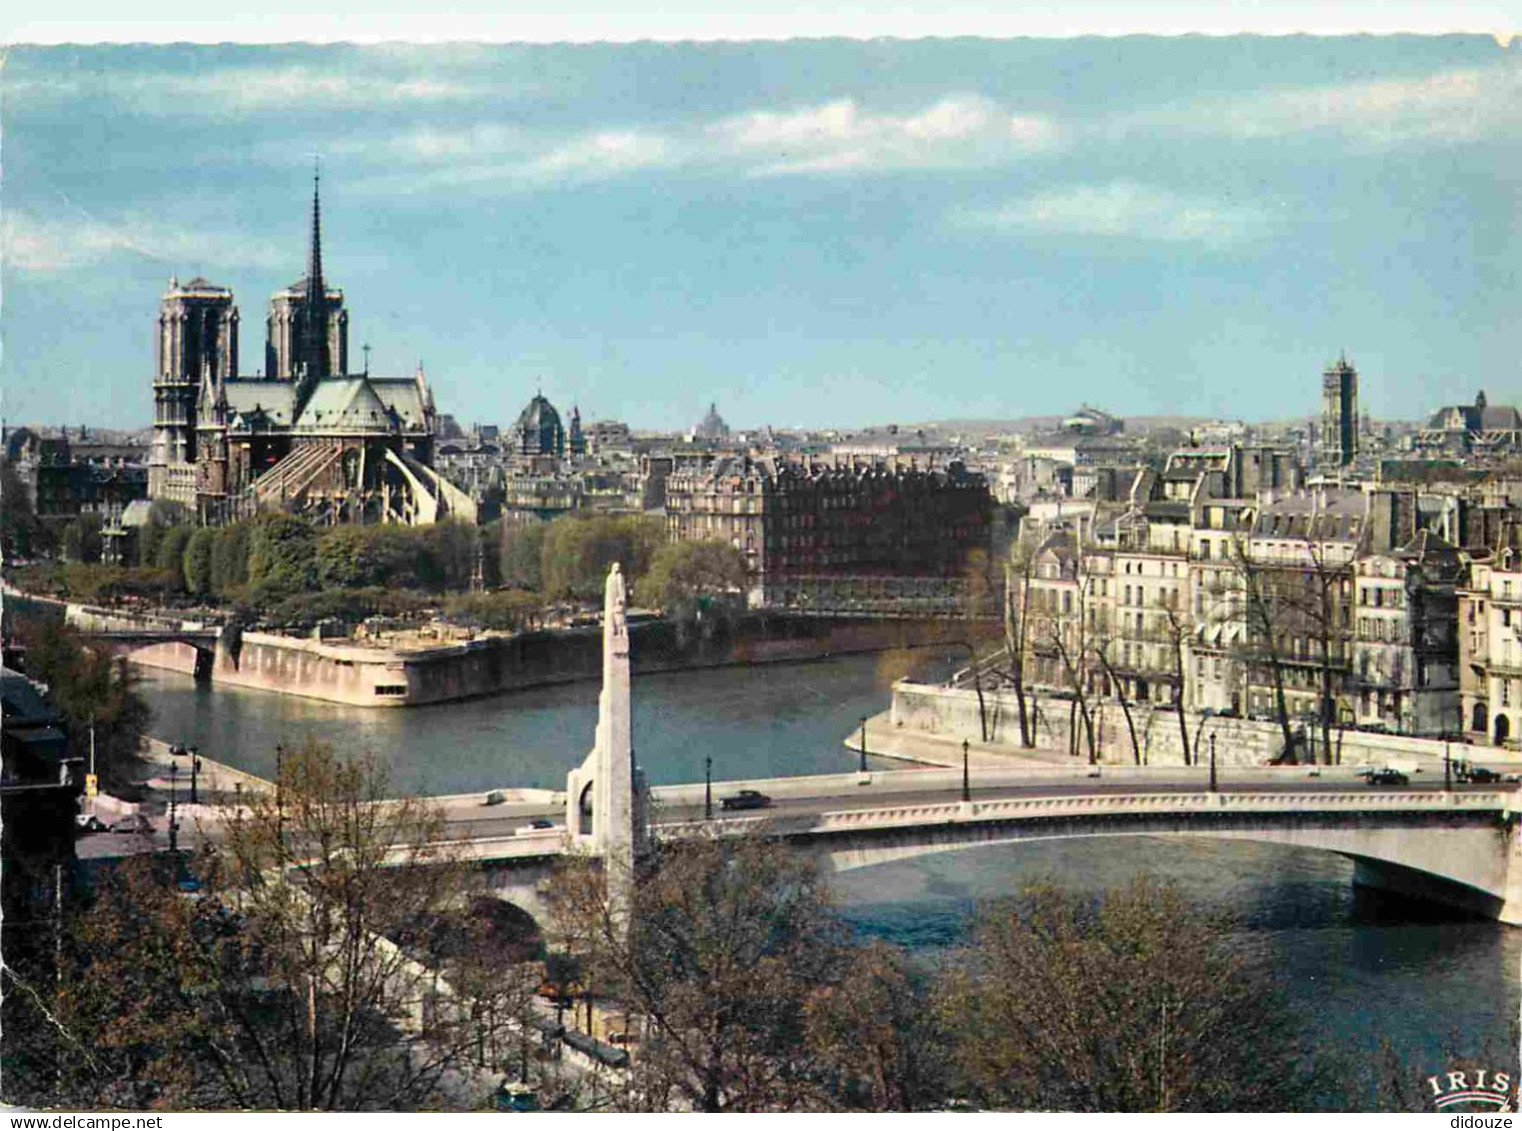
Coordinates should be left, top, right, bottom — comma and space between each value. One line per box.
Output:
957, 182, 1277, 246
339, 92, 1058, 192
713, 94, 1062, 175
1118, 65, 1521, 147
6, 63, 520, 117
3, 209, 287, 274
523, 130, 673, 181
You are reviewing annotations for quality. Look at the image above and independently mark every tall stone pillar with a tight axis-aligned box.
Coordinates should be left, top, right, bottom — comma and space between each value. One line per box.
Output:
566, 563, 647, 921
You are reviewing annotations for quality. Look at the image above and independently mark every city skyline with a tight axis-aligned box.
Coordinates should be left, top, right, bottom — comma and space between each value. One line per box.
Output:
3, 36, 1518, 431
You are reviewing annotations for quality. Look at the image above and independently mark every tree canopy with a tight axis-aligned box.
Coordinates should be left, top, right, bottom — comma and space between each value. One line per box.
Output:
939, 875, 1319, 1112
636, 539, 747, 612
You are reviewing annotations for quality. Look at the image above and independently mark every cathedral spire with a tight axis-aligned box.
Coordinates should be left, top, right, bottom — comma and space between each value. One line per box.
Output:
296, 161, 332, 382
307, 160, 325, 311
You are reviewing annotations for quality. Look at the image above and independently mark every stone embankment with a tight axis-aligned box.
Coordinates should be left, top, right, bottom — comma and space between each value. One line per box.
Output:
884, 679, 1522, 770
30, 587, 971, 709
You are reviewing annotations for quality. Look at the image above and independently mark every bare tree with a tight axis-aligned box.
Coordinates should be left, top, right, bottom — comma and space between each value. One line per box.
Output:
1089, 618, 1144, 766
28, 740, 530, 1111
1227, 536, 1300, 763
1158, 601, 1195, 766
937, 875, 1323, 1112
548, 831, 844, 1113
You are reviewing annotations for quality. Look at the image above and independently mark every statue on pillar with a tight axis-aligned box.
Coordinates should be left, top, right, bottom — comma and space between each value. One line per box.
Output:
565, 563, 648, 923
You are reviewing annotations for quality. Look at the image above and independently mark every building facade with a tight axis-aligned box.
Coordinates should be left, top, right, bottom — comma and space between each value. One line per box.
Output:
665, 457, 994, 609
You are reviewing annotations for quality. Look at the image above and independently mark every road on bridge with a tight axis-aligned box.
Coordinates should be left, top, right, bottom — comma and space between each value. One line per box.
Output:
80, 767, 1517, 858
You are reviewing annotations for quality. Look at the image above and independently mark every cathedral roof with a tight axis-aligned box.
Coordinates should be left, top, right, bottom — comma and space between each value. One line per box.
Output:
368, 377, 431, 431
221, 380, 297, 428
1425, 392, 1522, 432
295, 377, 396, 433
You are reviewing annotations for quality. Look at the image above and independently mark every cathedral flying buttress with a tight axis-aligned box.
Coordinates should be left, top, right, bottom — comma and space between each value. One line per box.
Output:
147, 175, 475, 528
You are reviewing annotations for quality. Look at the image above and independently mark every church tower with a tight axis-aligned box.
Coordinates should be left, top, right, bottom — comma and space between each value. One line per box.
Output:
149, 276, 238, 503
1319, 354, 1359, 468
266, 171, 348, 396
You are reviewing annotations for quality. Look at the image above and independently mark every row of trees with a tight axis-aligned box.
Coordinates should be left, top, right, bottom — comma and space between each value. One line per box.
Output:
997, 524, 1369, 766
13, 503, 747, 632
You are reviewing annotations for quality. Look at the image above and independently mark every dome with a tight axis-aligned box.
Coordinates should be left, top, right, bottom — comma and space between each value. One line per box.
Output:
516, 393, 565, 457
694, 401, 730, 440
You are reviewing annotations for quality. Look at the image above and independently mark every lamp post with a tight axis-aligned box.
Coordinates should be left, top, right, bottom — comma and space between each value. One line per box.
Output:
190, 747, 201, 805
961, 739, 971, 803
1444, 741, 1452, 791
168, 762, 180, 855
859, 716, 869, 773
704, 755, 713, 820
1209, 734, 1218, 794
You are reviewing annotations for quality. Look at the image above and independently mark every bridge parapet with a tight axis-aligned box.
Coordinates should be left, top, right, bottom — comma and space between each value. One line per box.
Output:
814, 790, 1514, 832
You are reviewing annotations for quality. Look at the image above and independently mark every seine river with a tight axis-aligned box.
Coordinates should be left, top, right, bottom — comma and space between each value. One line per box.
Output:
136, 655, 1518, 1109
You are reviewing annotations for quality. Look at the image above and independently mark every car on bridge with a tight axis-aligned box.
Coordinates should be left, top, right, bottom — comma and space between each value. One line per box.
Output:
1365, 768, 1409, 786
1458, 765, 1502, 784
720, 789, 773, 812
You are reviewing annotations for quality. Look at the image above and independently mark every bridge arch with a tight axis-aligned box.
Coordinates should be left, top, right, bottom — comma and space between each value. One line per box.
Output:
802, 796, 1520, 923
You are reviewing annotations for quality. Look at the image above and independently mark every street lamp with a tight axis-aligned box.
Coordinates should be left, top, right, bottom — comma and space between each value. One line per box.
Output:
704, 755, 713, 820
1209, 734, 1218, 794
190, 746, 201, 805
1444, 741, 1452, 791
859, 716, 869, 773
168, 762, 180, 855
961, 739, 971, 803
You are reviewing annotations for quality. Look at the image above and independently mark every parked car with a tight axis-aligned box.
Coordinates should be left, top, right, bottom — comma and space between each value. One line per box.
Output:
720, 789, 773, 812
1459, 765, 1502, 784
1366, 768, 1409, 786
110, 813, 154, 834
74, 813, 108, 834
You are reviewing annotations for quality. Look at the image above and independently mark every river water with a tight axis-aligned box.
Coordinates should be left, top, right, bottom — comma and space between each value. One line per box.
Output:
135, 656, 1519, 1109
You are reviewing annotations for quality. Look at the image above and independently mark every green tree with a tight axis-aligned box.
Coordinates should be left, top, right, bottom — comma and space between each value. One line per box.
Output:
62, 513, 104, 564
637, 539, 747, 612
498, 521, 546, 591
316, 526, 400, 589
0, 460, 50, 561
14, 617, 151, 793
154, 524, 193, 587
938, 875, 1318, 1112
540, 514, 664, 602
210, 519, 253, 599
183, 527, 217, 597
420, 519, 478, 592
443, 589, 543, 631
246, 514, 317, 601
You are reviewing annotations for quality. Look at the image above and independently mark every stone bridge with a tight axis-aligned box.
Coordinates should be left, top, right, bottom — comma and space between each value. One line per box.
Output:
456, 785, 1522, 927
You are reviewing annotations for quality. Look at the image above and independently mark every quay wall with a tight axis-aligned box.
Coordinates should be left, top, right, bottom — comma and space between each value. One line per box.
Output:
104, 611, 969, 708
890, 681, 1480, 768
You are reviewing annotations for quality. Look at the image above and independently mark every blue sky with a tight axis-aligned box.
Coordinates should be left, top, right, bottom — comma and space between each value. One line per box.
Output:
2, 36, 1519, 432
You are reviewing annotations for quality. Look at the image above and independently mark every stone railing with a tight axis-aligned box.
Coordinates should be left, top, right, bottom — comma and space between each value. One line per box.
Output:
813, 790, 1514, 832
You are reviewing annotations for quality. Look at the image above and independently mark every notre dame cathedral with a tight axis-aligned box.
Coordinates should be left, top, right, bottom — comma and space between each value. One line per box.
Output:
148, 176, 475, 527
